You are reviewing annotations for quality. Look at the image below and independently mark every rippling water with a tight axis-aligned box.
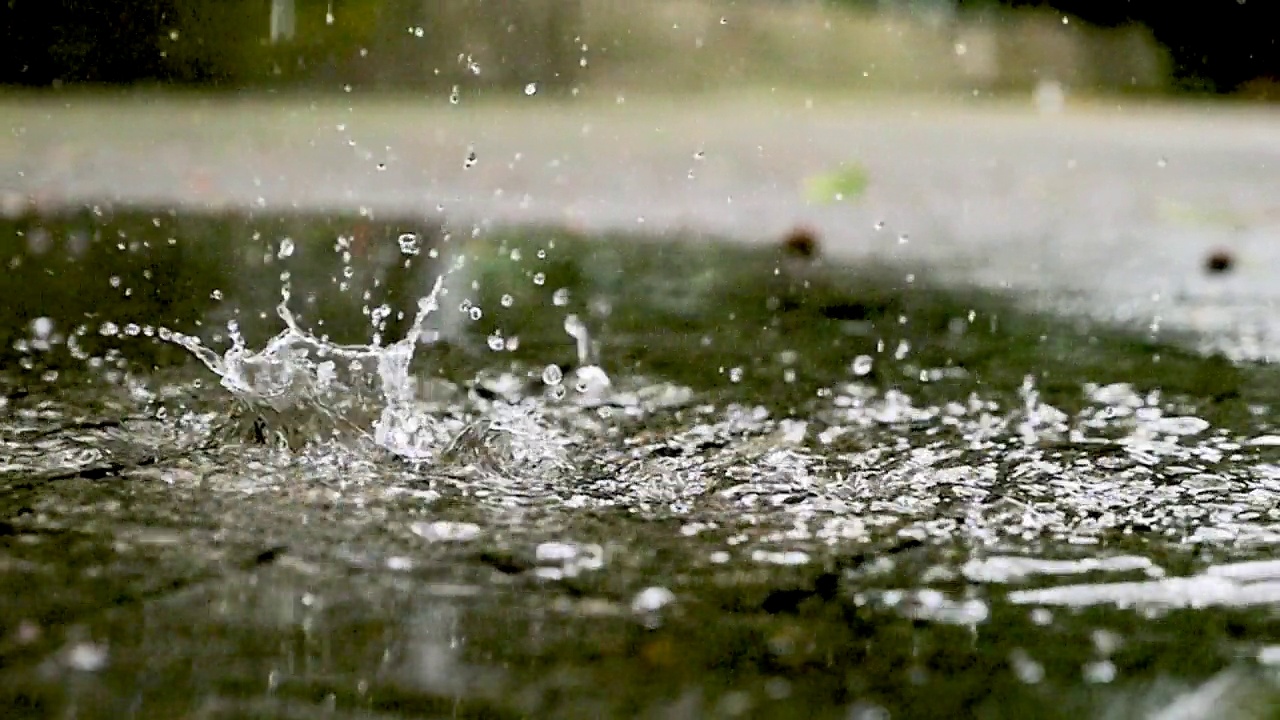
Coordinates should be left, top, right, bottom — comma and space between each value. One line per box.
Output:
2, 209, 1279, 719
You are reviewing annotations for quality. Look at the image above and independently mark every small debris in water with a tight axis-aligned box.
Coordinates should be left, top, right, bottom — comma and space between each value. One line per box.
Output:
781, 226, 820, 260
1204, 249, 1234, 274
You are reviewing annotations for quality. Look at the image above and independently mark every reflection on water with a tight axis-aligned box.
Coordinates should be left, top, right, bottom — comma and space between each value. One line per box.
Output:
2, 208, 1280, 718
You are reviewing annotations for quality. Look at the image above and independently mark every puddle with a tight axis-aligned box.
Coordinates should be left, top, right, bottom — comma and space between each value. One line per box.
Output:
2, 208, 1280, 718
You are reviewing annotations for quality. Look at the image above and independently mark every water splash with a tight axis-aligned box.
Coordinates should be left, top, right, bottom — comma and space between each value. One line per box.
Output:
160, 274, 453, 459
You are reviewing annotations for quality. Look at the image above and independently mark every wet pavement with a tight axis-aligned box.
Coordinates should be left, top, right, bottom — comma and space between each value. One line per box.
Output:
2, 98, 1280, 718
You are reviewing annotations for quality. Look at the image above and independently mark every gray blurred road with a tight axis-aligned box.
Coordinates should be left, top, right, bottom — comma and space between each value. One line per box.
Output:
3, 93, 1278, 360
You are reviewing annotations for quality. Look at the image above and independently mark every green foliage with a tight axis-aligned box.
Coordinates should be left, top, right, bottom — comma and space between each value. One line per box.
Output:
804, 163, 870, 204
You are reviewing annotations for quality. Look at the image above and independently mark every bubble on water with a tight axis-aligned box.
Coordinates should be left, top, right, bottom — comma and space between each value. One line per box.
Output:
278, 237, 295, 259
898, 234, 909, 245
542, 364, 563, 386
487, 333, 505, 351
573, 365, 611, 397
524, 82, 538, 96
469, 306, 483, 321
533, 272, 546, 286
500, 294, 515, 307
631, 586, 676, 613
398, 233, 420, 256
536, 249, 547, 259
211, 289, 223, 300
729, 367, 744, 383
894, 340, 911, 360
552, 288, 571, 306
783, 368, 797, 383
1083, 660, 1116, 684
852, 355, 874, 376
1157, 157, 1168, 168
449, 85, 460, 104
99, 322, 119, 337
31, 317, 53, 341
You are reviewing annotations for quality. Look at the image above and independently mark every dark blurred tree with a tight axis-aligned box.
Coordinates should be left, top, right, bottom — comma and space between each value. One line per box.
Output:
2, 0, 167, 85
954, 0, 1277, 93
0, 0, 582, 91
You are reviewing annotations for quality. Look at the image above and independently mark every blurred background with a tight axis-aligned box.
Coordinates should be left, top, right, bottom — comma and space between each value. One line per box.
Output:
0, 0, 1275, 100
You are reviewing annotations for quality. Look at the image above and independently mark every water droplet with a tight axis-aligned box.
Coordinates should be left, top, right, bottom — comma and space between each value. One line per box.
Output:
542, 364, 563, 386
851, 355, 873, 376
278, 237, 295, 258
397, 233, 420, 255
524, 82, 538, 96
210, 289, 223, 300
533, 272, 546, 286
31, 317, 53, 340
464, 149, 477, 169
487, 333, 505, 351
552, 288, 571, 306
449, 85, 460, 104
729, 367, 744, 383
500, 294, 514, 307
